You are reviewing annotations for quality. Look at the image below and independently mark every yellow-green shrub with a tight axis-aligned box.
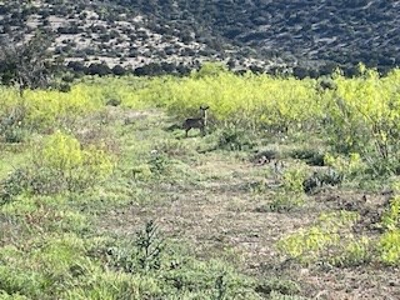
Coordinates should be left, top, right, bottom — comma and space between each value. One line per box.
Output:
378, 229, 400, 265
277, 211, 359, 262
33, 131, 114, 193
381, 196, 400, 231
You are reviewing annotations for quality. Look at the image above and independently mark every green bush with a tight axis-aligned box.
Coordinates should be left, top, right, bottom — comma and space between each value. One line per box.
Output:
34, 131, 114, 193
290, 148, 325, 166
302, 168, 343, 194
378, 229, 400, 265
1, 131, 114, 199
217, 126, 257, 151
255, 278, 301, 296
381, 196, 400, 231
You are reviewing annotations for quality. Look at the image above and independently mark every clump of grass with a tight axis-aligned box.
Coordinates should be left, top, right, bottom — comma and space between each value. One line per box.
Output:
154, 138, 193, 157
381, 196, 400, 231
290, 147, 325, 166
255, 278, 301, 296
217, 125, 257, 151
331, 236, 373, 267
302, 168, 343, 194
256, 192, 305, 213
378, 229, 400, 266
277, 211, 359, 263
281, 164, 308, 194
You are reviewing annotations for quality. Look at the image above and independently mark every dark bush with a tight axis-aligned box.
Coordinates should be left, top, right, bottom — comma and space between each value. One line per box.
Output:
86, 63, 112, 76
112, 65, 127, 76
67, 61, 87, 73
302, 169, 343, 194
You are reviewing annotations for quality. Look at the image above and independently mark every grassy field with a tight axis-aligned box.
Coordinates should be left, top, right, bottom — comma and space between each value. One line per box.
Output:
1, 65, 400, 299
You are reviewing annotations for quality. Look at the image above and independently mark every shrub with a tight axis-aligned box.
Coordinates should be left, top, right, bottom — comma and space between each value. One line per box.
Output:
217, 126, 257, 151
378, 229, 400, 265
257, 192, 305, 213
381, 196, 400, 231
1, 132, 114, 199
35, 131, 114, 193
277, 211, 359, 262
331, 237, 372, 267
290, 148, 325, 166
281, 165, 308, 194
148, 153, 171, 177
255, 279, 301, 296
324, 152, 365, 179
302, 168, 343, 194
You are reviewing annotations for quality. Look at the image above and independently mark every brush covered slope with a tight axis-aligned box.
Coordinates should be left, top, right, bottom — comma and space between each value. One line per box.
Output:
0, 0, 399, 75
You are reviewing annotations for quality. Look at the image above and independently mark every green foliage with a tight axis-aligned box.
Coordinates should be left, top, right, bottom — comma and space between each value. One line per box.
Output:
381, 196, 400, 231
148, 153, 171, 176
133, 220, 165, 273
281, 165, 308, 194
191, 62, 229, 79
326, 68, 400, 162
0, 131, 113, 199
217, 126, 257, 151
324, 152, 365, 179
255, 278, 301, 296
35, 131, 113, 193
267, 192, 305, 213
290, 147, 325, 166
1, 67, 400, 299
277, 211, 359, 262
378, 229, 400, 265
302, 168, 343, 194
332, 237, 372, 267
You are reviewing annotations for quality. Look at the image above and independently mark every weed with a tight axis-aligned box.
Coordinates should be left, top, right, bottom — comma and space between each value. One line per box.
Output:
258, 192, 305, 213
302, 168, 343, 194
217, 125, 257, 151
381, 196, 400, 231
378, 229, 400, 265
332, 237, 372, 267
135, 220, 165, 272
108, 220, 165, 274
277, 211, 359, 263
212, 272, 228, 300
148, 153, 171, 176
282, 165, 308, 194
255, 278, 301, 296
290, 148, 325, 166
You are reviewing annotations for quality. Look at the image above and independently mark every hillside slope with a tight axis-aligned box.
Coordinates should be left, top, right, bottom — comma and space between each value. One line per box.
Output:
0, 0, 399, 75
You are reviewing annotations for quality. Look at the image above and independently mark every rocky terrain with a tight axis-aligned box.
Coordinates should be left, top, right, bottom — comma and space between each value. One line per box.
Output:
0, 0, 399, 76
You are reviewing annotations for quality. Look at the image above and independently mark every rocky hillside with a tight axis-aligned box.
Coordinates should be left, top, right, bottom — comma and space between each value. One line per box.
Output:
0, 0, 399, 76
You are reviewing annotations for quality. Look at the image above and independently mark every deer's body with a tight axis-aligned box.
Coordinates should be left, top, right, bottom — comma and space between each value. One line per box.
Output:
183, 106, 209, 137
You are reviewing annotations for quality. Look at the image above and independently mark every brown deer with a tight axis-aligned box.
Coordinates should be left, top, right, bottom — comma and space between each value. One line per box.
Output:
183, 106, 209, 137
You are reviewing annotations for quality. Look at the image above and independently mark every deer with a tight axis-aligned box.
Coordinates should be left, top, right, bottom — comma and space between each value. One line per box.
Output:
183, 105, 209, 137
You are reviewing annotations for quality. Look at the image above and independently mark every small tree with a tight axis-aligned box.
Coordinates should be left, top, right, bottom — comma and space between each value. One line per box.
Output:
0, 31, 57, 96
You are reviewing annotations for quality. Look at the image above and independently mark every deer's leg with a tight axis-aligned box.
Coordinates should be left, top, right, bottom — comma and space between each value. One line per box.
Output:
201, 126, 206, 136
